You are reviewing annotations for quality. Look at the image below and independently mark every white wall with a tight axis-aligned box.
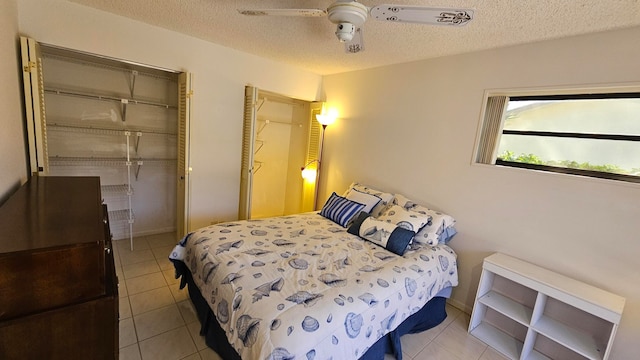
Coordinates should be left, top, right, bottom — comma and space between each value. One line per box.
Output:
17, 0, 323, 230
322, 26, 640, 359
0, 0, 28, 204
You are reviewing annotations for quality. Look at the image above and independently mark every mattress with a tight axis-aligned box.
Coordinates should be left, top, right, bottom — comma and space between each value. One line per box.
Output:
170, 212, 458, 359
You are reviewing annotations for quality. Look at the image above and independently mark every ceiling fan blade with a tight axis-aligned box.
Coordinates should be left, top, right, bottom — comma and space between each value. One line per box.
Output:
370, 5, 473, 26
238, 8, 327, 17
344, 27, 364, 54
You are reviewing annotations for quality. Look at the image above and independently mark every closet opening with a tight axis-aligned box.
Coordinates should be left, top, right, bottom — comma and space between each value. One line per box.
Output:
239, 87, 322, 220
20, 37, 191, 249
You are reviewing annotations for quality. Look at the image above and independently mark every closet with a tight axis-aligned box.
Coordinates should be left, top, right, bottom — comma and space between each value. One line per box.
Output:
20, 37, 191, 249
239, 87, 322, 220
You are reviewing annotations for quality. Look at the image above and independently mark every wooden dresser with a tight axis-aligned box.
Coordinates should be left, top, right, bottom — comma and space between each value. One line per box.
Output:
0, 176, 118, 359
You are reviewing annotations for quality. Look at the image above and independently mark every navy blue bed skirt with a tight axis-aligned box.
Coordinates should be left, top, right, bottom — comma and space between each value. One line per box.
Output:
172, 260, 448, 360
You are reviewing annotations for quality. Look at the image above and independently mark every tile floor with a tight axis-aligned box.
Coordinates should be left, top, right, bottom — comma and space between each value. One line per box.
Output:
114, 233, 507, 360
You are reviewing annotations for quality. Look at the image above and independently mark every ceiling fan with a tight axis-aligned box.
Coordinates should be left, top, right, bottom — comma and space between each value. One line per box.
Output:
238, 0, 474, 54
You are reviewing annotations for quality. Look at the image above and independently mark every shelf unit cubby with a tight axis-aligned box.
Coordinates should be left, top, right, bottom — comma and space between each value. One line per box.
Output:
469, 253, 625, 360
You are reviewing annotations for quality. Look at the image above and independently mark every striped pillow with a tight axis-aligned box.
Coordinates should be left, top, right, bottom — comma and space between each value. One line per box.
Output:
320, 192, 366, 227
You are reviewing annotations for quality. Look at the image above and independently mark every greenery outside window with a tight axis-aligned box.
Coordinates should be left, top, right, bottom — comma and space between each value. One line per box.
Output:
477, 91, 640, 184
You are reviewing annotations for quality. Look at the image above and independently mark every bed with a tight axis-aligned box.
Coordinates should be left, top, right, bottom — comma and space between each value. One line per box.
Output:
169, 184, 458, 360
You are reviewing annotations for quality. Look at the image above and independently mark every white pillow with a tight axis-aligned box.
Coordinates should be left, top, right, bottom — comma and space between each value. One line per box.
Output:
376, 204, 432, 233
345, 189, 381, 214
343, 182, 394, 217
393, 194, 457, 245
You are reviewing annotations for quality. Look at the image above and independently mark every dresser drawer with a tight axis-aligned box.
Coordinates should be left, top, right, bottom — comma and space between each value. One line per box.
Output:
0, 241, 106, 320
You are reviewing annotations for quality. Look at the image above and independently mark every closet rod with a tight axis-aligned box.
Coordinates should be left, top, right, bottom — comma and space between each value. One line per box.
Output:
257, 118, 302, 127
42, 52, 178, 82
258, 95, 304, 107
48, 156, 177, 167
47, 123, 177, 136
45, 88, 177, 110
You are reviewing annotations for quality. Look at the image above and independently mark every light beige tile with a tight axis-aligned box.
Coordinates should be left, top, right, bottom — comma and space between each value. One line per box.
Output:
433, 315, 487, 360
113, 250, 122, 268
119, 279, 129, 298
147, 232, 179, 249
177, 300, 198, 324
187, 321, 208, 351
119, 296, 132, 319
415, 341, 463, 360
119, 343, 141, 360
480, 346, 510, 360
182, 354, 202, 360
139, 326, 196, 360
448, 312, 472, 332
126, 272, 167, 295
116, 264, 125, 280
134, 304, 185, 341
129, 286, 176, 315
116, 237, 151, 251
400, 332, 432, 358
152, 245, 175, 270
119, 318, 138, 348
445, 303, 463, 321
170, 284, 190, 302
157, 256, 174, 271
163, 268, 180, 286
199, 347, 223, 360
120, 249, 156, 266
152, 245, 176, 261
417, 313, 454, 342
122, 260, 161, 279
384, 353, 411, 360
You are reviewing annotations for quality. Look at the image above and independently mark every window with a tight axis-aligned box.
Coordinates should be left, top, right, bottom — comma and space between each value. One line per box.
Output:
476, 91, 640, 183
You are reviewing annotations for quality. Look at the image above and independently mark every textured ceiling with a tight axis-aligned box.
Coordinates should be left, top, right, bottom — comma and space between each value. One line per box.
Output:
68, 0, 640, 75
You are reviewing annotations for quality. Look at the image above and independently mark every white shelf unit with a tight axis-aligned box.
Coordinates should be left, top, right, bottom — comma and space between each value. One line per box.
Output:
469, 253, 625, 360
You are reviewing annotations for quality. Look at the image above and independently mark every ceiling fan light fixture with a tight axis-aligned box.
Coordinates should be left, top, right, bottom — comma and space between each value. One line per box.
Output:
335, 23, 356, 42
238, 1, 474, 53
327, 1, 368, 26
327, 1, 368, 43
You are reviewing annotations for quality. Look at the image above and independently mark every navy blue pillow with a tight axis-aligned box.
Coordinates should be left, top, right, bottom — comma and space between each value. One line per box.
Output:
320, 192, 366, 227
348, 212, 414, 256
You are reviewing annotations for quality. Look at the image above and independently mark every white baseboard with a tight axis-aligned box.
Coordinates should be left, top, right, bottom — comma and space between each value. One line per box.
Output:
112, 226, 176, 240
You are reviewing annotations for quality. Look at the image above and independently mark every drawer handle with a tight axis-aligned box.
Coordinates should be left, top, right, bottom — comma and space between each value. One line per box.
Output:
105, 247, 111, 254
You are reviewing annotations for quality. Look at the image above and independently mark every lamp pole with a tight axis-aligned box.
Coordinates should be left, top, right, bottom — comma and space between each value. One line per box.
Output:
314, 124, 328, 210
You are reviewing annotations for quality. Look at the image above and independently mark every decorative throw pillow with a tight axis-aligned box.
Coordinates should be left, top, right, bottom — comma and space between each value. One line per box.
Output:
343, 182, 395, 217
345, 189, 382, 214
393, 194, 457, 245
413, 209, 457, 245
320, 192, 366, 227
348, 212, 414, 256
376, 204, 432, 233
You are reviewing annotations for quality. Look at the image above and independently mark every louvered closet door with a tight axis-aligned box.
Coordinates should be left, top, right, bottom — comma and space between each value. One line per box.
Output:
20, 36, 49, 175
302, 102, 324, 211
177, 72, 192, 237
238, 86, 258, 220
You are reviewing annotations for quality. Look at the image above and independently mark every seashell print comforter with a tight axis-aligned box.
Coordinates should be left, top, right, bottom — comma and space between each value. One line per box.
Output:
170, 212, 458, 360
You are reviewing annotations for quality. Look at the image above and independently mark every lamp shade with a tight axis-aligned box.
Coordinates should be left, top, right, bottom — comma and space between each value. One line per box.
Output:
316, 108, 338, 126
301, 159, 320, 181
301, 167, 317, 181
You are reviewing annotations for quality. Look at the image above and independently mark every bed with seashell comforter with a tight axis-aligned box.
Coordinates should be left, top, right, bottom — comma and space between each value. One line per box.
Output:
169, 212, 458, 360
